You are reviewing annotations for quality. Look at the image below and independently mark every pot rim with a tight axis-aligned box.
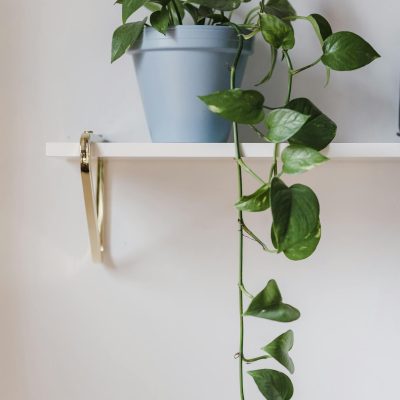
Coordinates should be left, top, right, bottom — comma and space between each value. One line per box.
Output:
129, 25, 254, 53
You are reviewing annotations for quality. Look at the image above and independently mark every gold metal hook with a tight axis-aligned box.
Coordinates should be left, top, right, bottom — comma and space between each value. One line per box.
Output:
80, 131, 104, 263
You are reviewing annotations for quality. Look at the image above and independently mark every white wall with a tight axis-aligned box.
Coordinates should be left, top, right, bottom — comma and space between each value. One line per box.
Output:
1, 0, 399, 399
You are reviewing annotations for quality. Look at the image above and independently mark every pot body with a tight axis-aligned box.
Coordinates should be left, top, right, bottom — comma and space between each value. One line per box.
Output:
130, 26, 253, 143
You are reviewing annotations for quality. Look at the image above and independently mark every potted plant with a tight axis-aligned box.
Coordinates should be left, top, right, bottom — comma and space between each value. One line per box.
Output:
111, 1, 253, 143
197, 0, 379, 399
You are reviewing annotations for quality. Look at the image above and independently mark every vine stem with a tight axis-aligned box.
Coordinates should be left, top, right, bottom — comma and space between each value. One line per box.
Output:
171, 0, 183, 25
230, 24, 245, 400
283, 50, 294, 105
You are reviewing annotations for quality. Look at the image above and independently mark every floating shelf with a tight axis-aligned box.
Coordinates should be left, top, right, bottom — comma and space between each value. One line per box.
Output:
47, 134, 400, 264
46, 142, 400, 160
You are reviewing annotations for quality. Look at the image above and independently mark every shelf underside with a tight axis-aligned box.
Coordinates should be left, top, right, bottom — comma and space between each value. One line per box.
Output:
46, 142, 400, 160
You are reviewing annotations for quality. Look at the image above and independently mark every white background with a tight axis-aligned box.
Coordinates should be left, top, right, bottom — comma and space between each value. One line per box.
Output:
1, 0, 400, 399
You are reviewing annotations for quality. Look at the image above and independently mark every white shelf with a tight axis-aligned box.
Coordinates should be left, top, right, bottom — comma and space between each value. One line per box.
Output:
45, 142, 400, 160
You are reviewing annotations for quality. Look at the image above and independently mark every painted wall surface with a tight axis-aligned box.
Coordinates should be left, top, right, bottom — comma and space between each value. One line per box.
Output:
1, 1, 400, 399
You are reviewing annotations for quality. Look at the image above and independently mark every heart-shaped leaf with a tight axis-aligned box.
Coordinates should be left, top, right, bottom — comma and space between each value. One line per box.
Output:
236, 184, 270, 212
248, 369, 294, 400
199, 89, 265, 124
286, 98, 336, 151
271, 178, 320, 252
260, 13, 295, 50
244, 280, 300, 322
190, 0, 241, 11
282, 144, 328, 174
262, 330, 295, 374
321, 31, 380, 71
264, 0, 296, 19
150, 7, 170, 34
283, 222, 321, 260
265, 109, 309, 143
111, 20, 146, 63
123, 0, 149, 23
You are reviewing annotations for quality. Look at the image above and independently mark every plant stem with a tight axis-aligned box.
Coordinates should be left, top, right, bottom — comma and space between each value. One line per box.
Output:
291, 57, 321, 75
243, 355, 270, 363
268, 143, 280, 181
236, 159, 266, 185
241, 221, 277, 254
283, 50, 294, 105
171, 0, 183, 25
230, 24, 246, 400
239, 284, 254, 299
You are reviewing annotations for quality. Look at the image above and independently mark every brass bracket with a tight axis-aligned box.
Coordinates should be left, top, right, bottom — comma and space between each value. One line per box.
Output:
80, 131, 104, 263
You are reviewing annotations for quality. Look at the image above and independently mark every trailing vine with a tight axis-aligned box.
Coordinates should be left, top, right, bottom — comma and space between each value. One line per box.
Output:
198, 1, 379, 399
112, 0, 379, 398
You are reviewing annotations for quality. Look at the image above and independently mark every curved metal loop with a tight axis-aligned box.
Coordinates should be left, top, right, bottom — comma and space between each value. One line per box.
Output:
80, 131, 104, 263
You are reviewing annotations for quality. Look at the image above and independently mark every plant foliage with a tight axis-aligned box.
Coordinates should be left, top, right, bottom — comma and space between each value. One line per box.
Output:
111, 0, 379, 398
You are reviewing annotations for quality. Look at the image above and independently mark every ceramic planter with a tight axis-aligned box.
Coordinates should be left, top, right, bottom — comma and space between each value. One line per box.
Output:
130, 25, 253, 143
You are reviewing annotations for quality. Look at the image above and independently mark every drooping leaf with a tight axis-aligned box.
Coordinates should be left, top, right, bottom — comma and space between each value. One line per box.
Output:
244, 280, 300, 322
260, 13, 295, 50
265, 109, 309, 143
199, 89, 265, 124
308, 14, 332, 42
270, 178, 320, 252
283, 222, 321, 260
122, 0, 149, 23
190, 0, 241, 11
282, 144, 328, 174
248, 369, 294, 400
235, 184, 270, 212
256, 46, 278, 86
150, 7, 169, 34
262, 330, 295, 374
111, 20, 146, 63
321, 31, 380, 71
264, 0, 296, 19
286, 98, 336, 151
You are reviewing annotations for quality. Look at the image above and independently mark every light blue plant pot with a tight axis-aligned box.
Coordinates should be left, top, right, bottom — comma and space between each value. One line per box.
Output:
130, 26, 254, 143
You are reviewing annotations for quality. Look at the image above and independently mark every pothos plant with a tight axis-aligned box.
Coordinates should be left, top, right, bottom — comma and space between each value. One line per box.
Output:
112, 1, 379, 399
112, 0, 242, 62
197, 1, 379, 399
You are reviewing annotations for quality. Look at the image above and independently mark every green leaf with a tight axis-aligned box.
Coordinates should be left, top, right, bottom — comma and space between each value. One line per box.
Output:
235, 184, 270, 212
122, 0, 149, 23
286, 98, 336, 151
271, 178, 320, 252
282, 144, 328, 174
183, 3, 199, 23
150, 7, 169, 34
145, 2, 162, 12
264, 0, 296, 19
283, 222, 321, 260
244, 280, 300, 322
321, 31, 380, 71
111, 20, 146, 63
260, 13, 295, 50
262, 330, 294, 374
265, 109, 309, 143
248, 369, 294, 400
306, 14, 332, 85
199, 89, 265, 124
190, 0, 241, 11
308, 14, 332, 42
